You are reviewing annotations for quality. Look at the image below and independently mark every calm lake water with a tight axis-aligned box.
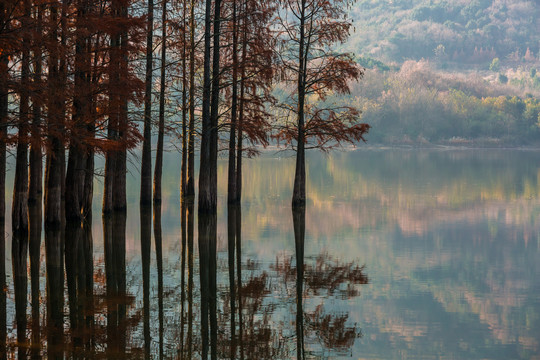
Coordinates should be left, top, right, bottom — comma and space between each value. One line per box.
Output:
2, 149, 540, 359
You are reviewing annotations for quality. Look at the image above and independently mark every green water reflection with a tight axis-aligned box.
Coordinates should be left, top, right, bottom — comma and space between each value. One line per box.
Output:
2, 149, 540, 359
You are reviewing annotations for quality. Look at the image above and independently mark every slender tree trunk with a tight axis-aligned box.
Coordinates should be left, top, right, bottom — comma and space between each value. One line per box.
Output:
208, 0, 222, 212
198, 0, 214, 213
141, 0, 154, 206
186, 0, 196, 199
0, 5, 6, 346
292, 0, 307, 209
104, 0, 121, 213
140, 205, 152, 358
12, 0, 31, 234
235, 204, 243, 360
186, 199, 194, 357
227, 205, 237, 357
180, 0, 187, 199
154, 0, 167, 204
60, 0, 68, 202
45, 0, 63, 227
66, 0, 91, 222
29, 202, 41, 356
0, 2, 8, 223
45, 226, 64, 357
12, 230, 29, 357
293, 207, 306, 359
114, 15, 129, 212
227, 0, 238, 204
29, 5, 43, 205
235, 0, 248, 204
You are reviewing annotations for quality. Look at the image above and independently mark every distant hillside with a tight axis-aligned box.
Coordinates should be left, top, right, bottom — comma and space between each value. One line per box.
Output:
348, 0, 539, 68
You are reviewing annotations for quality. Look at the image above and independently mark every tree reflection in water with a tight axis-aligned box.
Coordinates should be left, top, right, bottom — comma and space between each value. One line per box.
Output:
2, 202, 367, 358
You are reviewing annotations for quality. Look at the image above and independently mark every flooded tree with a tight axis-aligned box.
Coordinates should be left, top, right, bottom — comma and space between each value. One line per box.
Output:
276, 0, 370, 208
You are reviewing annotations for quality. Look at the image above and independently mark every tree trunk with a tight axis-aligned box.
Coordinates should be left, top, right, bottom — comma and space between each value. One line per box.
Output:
28, 202, 42, 355
66, 0, 91, 222
154, 0, 167, 204
198, 0, 214, 213
140, 205, 152, 358
13, 0, 31, 234
141, 0, 154, 206
12, 230, 29, 357
235, 0, 248, 204
114, 15, 129, 212
45, 226, 64, 357
29, 5, 43, 205
293, 206, 306, 359
0, 4, 7, 223
180, 0, 187, 199
44, 0, 63, 227
65, 145, 85, 221
208, 0, 222, 212
227, 0, 238, 204
292, 0, 307, 209
186, 0, 196, 199
0, 4, 6, 346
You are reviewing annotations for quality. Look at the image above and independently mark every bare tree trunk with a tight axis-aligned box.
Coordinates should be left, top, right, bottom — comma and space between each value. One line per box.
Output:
29, 202, 42, 356
0, 4, 6, 346
12, 0, 31, 234
154, 0, 167, 204
186, 0, 196, 199
45, 0, 63, 227
140, 205, 152, 358
293, 207, 306, 359
66, 0, 91, 222
29, 5, 43, 205
208, 0, 222, 212
114, 14, 129, 212
12, 230, 29, 358
235, 0, 248, 204
227, 0, 238, 204
0, 3, 8, 223
292, 0, 307, 209
141, 0, 154, 206
180, 0, 187, 199
45, 226, 65, 357
198, 0, 214, 213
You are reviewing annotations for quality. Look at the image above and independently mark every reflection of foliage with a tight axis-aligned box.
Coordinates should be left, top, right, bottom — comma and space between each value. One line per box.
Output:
272, 253, 368, 356
305, 254, 368, 298
272, 253, 369, 298
306, 305, 361, 351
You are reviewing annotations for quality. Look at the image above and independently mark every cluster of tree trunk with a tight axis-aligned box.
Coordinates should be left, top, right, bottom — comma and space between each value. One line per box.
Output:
1, 0, 368, 227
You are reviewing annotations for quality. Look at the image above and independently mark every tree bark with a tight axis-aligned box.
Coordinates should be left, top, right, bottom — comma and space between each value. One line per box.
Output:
180, 0, 187, 199
12, 0, 31, 234
29, 5, 43, 205
186, 0, 196, 199
66, 0, 91, 222
235, 0, 248, 204
208, 0, 222, 212
198, 0, 214, 213
114, 11, 129, 212
227, 0, 239, 204
0, 2, 7, 223
292, 0, 307, 209
141, 0, 154, 206
154, 0, 167, 204
293, 206, 306, 359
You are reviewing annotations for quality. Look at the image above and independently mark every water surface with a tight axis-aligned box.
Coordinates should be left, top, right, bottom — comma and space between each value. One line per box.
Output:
2, 149, 540, 359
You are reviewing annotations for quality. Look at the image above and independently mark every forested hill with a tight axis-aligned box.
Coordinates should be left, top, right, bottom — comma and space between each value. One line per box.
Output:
348, 0, 539, 66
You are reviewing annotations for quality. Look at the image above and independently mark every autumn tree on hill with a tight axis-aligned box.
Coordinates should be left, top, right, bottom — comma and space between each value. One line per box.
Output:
275, 0, 369, 208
